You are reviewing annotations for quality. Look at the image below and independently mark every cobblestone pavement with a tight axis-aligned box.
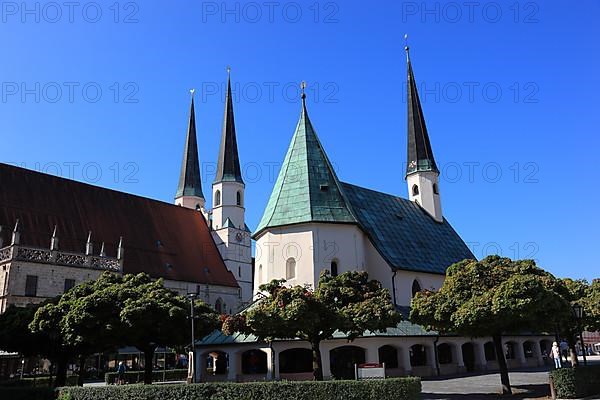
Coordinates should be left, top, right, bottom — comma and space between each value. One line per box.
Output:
422, 356, 600, 399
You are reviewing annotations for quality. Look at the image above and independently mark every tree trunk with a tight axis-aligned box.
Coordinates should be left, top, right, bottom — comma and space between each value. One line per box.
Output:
54, 355, 69, 388
143, 347, 155, 384
311, 341, 323, 381
492, 334, 512, 395
77, 355, 86, 386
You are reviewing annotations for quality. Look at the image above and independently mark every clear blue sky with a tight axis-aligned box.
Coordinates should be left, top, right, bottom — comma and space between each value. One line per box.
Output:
1, 1, 598, 281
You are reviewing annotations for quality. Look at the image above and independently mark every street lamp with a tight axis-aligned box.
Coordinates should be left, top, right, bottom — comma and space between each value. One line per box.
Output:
572, 303, 587, 366
187, 292, 198, 383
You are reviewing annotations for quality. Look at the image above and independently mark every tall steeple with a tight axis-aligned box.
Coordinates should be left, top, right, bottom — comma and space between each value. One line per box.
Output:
406, 45, 438, 177
211, 67, 252, 307
404, 41, 443, 222
215, 67, 243, 184
175, 90, 205, 211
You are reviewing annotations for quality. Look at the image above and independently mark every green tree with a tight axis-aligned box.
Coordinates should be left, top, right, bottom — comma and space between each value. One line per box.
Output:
410, 256, 571, 395
222, 271, 401, 381
583, 279, 600, 331
558, 278, 590, 366
0, 304, 46, 357
117, 274, 219, 384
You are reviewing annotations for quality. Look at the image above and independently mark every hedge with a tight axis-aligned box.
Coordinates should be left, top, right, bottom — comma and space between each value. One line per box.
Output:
104, 369, 187, 384
0, 375, 79, 387
58, 377, 421, 400
550, 365, 600, 399
0, 387, 55, 400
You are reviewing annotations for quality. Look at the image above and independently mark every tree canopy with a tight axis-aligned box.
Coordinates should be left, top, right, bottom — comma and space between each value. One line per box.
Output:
223, 270, 401, 380
410, 256, 571, 395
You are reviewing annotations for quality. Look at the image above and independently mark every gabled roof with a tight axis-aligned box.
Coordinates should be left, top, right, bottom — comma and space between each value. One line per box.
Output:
406, 47, 438, 177
0, 163, 238, 287
175, 96, 204, 199
254, 95, 356, 236
215, 71, 244, 184
341, 182, 475, 274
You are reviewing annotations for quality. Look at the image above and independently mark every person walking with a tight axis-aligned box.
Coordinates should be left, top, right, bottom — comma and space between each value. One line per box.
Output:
117, 361, 127, 385
551, 342, 562, 369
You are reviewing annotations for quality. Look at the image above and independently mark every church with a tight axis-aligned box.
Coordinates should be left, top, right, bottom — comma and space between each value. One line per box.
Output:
193, 48, 552, 381
0, 46, 552, 381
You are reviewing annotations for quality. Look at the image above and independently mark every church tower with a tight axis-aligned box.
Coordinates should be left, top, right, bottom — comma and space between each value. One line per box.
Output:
405, 46, 443, 222
175, 91, 206, 214
211, 68, 253, 305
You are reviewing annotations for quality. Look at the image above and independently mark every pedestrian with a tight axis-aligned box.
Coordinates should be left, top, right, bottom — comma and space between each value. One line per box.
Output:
117, 361, 127, 385
551, 342, 562, 369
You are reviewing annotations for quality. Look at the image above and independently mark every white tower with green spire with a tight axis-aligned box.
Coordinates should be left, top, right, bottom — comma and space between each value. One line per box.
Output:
211, 68, 253, 306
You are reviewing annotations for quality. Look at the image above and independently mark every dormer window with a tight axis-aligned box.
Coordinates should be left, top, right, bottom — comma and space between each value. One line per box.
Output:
320, 184, 329, 191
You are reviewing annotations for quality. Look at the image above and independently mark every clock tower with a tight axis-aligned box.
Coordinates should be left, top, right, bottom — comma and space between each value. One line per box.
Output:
211, 68, 253, 307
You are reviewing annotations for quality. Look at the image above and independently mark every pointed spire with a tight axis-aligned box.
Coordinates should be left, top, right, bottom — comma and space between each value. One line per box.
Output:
117, 236, 124, 260
175, 89, 204, 199
405, 43, 439, 177
99, 242, 106, 257
50, 225, 59, 251
215, 67, 243, 184
11, 219, 20, 245
85, 231, 93, 255
255, 82, 356, 236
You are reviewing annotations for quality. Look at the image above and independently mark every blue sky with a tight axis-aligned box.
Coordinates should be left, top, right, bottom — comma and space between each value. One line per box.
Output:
1, 1, 598, 280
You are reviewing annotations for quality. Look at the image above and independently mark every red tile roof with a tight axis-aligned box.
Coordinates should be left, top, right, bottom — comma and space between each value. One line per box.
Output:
0, 163, 239, 288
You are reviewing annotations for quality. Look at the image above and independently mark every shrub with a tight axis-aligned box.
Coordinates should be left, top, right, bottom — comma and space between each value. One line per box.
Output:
550, 365, 600, 399
104, 369, 187, 384
0, 387, 55, 400
58, 377, 421, 400
0, 375, 78, 387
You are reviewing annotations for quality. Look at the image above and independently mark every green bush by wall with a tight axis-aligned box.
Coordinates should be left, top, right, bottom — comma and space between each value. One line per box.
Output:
59, 378, 421, 400
0, 387, 55, 400
550, 365, 600, 399
104, 369, 187, 384
0, 375, 78, 387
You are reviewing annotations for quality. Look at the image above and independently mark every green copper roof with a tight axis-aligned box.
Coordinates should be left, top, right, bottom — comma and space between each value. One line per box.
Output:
254, 97, 356, 235
341, 183, 475, 274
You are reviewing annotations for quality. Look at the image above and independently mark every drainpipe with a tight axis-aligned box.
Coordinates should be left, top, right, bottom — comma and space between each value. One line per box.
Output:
391, 270, 397, 306
433, 336, 440, 377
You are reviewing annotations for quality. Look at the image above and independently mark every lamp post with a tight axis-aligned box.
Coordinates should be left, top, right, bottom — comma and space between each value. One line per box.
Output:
572, 303, 587, 366
187, 292, 197, 383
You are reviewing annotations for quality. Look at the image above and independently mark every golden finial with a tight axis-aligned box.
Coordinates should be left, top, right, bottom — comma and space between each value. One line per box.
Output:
227, 65, 231, 77
300, 81, 307, 99
404, 34, 410, 62
190, 88, 196, 98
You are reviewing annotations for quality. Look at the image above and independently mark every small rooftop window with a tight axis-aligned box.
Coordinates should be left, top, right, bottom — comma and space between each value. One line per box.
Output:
320, 184, 329, 191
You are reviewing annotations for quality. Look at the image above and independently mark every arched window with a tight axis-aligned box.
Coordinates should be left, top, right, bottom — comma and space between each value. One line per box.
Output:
215, 298, 223, 314
286, 258, 296, 280
330, 260, 338, 277
236, 191, 242, 206
484, 342, 496, 361
258, 264, 263, 284
412, 184, 419, 196
412, 279, 422, 298
378, 345, 398, 368
214, 190, 221, 206
437, 343, 453, 364
433, 183, 439, 195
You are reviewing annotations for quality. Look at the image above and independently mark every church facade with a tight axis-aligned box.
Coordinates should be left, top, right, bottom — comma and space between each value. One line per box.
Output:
193, 49, 553, 381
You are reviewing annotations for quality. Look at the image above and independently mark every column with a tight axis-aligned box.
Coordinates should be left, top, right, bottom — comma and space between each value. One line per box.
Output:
534, 341, 544, 367
265, 347, 274, 380
401, 346, 412, 375
454, 343, 465, 373
194, 350, 203, 383
474, 341, 487, 371
321, 344, 332, 379
227, 351, 238, 382
365, 343, 379, 364
515, 341, 526, 366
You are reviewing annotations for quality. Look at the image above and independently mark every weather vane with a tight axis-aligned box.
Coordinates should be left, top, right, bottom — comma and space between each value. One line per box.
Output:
300, 81, 307, 99
227, 65, 231, 75
190, 88, 195, 98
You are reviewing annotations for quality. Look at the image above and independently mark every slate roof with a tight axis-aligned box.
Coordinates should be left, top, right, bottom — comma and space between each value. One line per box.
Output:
0, 163, 239, 287
197, 320, 436, 346
215, 73, 244, 184
254, 97, 356, 235
341, 183, 475, 274
406, 47, 438, 177
175, 96, 204, 199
